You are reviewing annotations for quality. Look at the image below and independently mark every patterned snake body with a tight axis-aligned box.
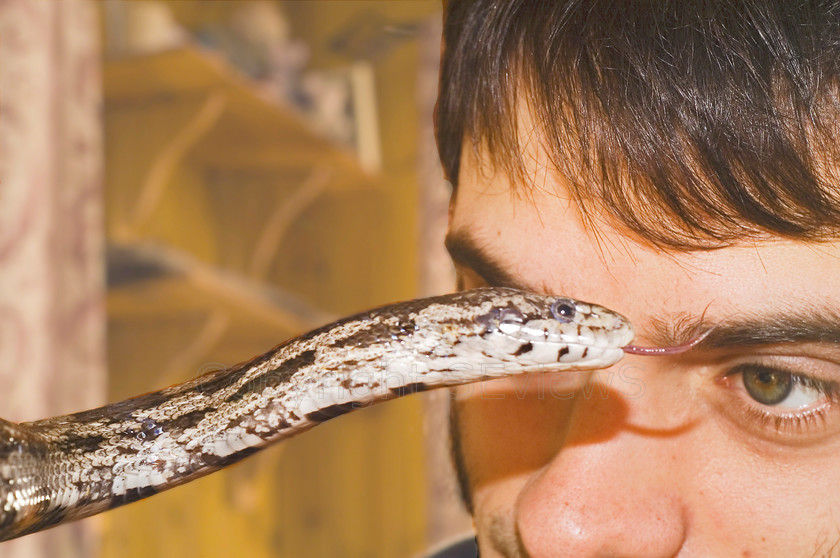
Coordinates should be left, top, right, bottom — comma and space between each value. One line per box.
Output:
0, 287, 634, 541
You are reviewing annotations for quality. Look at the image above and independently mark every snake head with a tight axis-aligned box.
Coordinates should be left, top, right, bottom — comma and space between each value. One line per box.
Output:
466, 288, 634, 372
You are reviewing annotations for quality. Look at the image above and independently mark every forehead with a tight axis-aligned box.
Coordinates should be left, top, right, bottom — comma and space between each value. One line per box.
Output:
449, 142, 840, 342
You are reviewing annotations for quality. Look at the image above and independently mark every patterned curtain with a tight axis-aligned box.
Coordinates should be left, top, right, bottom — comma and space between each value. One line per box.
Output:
0, 1, 105, 556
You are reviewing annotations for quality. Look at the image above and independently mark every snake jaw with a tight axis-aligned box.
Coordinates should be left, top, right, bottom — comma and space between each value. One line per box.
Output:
456, 297, 632, 379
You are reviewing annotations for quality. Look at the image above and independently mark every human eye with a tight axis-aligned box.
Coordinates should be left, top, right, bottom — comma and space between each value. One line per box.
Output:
717, 358, 840, 444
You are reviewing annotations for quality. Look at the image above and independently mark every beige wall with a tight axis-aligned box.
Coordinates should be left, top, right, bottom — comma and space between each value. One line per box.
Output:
0, 1, 106, 557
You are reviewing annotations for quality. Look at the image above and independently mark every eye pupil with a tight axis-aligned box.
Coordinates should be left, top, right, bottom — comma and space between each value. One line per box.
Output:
550, 300, 576, 322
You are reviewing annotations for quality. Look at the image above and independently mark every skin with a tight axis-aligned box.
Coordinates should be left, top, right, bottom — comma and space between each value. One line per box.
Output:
447, 128, 840, 556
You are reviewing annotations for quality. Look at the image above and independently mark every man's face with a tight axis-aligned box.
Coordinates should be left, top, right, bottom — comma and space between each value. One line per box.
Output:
447, 141, 840, 556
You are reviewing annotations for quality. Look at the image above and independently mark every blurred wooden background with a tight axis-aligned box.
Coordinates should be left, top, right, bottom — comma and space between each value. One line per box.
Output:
0, 1, 469, 557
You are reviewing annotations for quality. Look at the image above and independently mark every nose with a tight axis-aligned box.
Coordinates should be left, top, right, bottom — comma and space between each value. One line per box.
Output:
515, 392, 689, 557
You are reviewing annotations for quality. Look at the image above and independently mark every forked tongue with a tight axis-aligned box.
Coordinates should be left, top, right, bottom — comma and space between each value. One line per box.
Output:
622, 328, 713, 356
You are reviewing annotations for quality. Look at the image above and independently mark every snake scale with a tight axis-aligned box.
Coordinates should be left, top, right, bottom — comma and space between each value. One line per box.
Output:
0, 287, 639, 541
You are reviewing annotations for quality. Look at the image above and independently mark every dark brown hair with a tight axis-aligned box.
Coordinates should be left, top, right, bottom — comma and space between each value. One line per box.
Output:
436, 0, 840, 249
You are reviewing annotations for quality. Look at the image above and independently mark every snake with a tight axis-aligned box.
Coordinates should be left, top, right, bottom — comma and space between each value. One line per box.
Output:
0, 286, 699, 542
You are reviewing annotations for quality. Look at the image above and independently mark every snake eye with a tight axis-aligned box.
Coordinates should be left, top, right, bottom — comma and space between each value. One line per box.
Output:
550, 300, 576, 322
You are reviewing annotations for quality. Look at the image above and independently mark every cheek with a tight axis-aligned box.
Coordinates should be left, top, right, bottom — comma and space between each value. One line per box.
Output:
692, 449, 840, 551
454, 377, 578, 501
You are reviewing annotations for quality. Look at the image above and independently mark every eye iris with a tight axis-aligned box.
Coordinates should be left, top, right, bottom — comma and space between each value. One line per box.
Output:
742, 366, 793, 406
551, 301, 576, 322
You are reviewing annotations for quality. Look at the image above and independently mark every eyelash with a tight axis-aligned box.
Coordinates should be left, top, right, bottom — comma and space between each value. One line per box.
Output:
724, 364, 840, 438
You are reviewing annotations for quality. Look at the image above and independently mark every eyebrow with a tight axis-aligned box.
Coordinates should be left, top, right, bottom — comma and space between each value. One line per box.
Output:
446, 231, 840, 353
649, 308, 840, 352
444, 230, 534, 291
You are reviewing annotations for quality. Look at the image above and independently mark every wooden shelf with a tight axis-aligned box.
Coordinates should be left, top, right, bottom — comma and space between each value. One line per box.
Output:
107, 241, 335, 332
98, 1, 435, 554
102, 46, 371, 376
104, 46, 374, 184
